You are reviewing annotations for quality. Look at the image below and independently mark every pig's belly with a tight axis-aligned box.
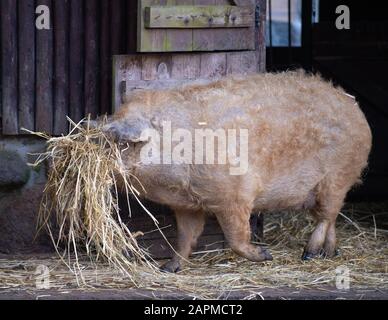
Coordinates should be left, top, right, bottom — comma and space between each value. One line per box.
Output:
253, 170, 322, 212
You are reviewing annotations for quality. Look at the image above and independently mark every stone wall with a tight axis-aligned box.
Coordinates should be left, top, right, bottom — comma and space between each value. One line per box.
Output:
0, 137, 52, 253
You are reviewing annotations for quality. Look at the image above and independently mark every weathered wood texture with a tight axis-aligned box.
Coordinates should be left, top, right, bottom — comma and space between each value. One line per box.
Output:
144, 5, 254, 28
255, 0, 267, 72
18, 0, 36, 132
0, 0, 136, 135
138, 0, 256, 52
53, 0, 70, 135
1, 0, 266, 135
113, 51, 259, 109
36, 0, 54, 133
1, 0, 19, 134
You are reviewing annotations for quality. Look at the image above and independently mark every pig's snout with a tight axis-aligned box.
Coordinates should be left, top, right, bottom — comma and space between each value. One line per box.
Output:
102, 124, 122, 142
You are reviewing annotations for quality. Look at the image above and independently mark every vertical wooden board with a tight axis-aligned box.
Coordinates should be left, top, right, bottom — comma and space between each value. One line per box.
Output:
226, 51, 257, 74
214, 0, 255, 51
18, 0, 35, 132
141, 55, 173, 81
165, 0, 194, 52
192, 0, 216, 51
213, 0, 240, 50
171, 54, 201, 79
255, 0, 267, 73
193, 0, 255, 51
126, 0, 138, 52
110, 0, 124, 55
1, 0, 19, 134
100, 0, 111, 115
84, 0, 100, 119
138, 0, 168, 52
112, 55, 142, 111
199, 53, 227, 78
36, 0, 54, 133
69, 0, 84, 122
54, 0, 70, 135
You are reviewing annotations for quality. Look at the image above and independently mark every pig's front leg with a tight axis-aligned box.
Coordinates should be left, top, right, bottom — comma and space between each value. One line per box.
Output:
215, 205, 273, 263
161, 209, 206, 273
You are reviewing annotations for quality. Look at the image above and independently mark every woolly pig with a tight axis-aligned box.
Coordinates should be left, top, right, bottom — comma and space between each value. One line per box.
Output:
103, 72, 372, 272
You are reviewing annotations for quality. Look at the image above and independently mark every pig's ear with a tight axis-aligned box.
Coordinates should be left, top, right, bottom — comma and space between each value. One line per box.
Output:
102, 118, 152, 143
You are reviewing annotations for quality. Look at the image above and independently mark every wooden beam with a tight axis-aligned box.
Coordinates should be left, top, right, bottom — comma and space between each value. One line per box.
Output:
18, 0, 36, 132
100, 0, 111, 115
84, 0, 99, 119
144, 5, 255, 29
255, 0, 267, 73
36, 0, 54, 133
1, 0, 19, 134
53, 0, 70, 135
69, 0, 84, 122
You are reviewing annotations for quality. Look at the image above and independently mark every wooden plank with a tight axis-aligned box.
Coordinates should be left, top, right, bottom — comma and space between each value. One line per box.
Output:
193, 0, 255, 51
123, 79, 205, 96
36, 0, 54, 133
126, 0, 138, 52
138, 0, 168, 52
199, 52, 227, 78
110, 0, 127, 112
110, 0, 124, 55
114, 53, 227, 104
69, 0, 84, 122
1, 0, 19, 134
215, 0, 255, 51
53, 0, 70, 135
165, 0, 194, 52
84, 0, 99, 119
171, 54, 201, 79
112, 55, 142, 111
139, 0, 255, 52
226, 51, 257, 75
192, 0, 217, 51
255, 0, 266, 73
141, 54, 172, 81
18, 0, 35, 132
100, 0, 111, 115
145, 5, 254, 28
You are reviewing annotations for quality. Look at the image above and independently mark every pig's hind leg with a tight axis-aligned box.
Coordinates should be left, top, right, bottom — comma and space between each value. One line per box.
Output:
215, 205, 273, 263
160, 209, 206, 273
302, 174, 354, 260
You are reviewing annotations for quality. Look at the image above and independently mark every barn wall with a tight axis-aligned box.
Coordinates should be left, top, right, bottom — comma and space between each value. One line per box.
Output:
0, 0, 267, 255
0, 0, 137, 136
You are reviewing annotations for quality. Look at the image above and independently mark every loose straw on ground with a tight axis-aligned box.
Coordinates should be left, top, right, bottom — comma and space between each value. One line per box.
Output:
1, 208, 387, 299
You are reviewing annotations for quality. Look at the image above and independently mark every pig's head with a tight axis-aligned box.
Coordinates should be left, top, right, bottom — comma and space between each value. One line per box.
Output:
102, 116, 152, 143
101, 113, 160, 171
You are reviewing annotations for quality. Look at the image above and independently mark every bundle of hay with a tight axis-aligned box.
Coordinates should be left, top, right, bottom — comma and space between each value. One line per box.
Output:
27, 118, 159, 282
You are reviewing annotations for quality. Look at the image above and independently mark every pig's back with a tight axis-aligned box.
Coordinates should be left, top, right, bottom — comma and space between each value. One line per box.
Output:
179, 71, 371, 210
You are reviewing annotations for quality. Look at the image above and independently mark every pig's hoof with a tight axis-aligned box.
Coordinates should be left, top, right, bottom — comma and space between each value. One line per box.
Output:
319, 248, 341, 259
302, 248, 340, 261
260, 248, 273, 261
301, 250, 319, 261
160, 261, 181, 273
